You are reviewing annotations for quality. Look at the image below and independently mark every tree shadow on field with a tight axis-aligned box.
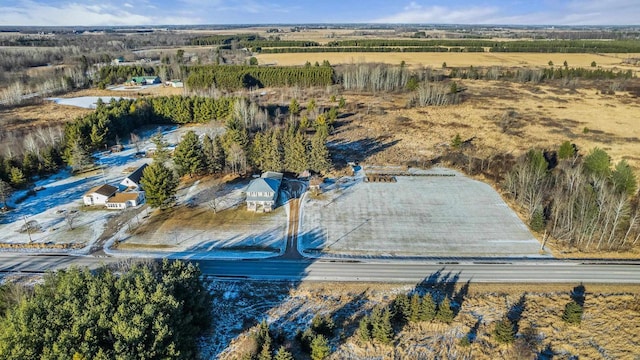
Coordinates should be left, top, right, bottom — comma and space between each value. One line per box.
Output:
328, 136, 401, 168
507, 294, 527, 334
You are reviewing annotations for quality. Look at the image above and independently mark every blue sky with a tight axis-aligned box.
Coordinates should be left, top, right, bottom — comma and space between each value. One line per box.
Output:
0, 0, 638, 26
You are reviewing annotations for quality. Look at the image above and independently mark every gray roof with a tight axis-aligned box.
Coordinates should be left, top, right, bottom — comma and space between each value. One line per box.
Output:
246, 177, 280, 194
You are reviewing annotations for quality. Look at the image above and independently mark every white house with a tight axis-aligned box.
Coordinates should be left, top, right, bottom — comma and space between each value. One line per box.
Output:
83, 184, 118, 206
105, 191, 145, 210
120, 163, 148, 191
246, 172, 283, 212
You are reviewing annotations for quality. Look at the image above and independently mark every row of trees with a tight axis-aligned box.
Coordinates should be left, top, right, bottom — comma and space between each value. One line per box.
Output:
450, 66, 634, 82
0, 260, 211, 360
505, 144, 639, 251
185, 65, 334, 91
337, 63, 409, 92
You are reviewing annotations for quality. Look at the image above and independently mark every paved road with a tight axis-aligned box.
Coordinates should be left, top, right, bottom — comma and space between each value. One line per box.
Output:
1, 253, 639, 284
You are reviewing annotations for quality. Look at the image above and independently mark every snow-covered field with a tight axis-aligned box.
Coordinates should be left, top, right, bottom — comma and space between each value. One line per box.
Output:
46, 96, 132, 109
299, 167, 544, 257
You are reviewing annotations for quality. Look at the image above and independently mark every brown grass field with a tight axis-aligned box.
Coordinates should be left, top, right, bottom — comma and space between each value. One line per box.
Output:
215, 281, 640, 360
257, 51, 640, 71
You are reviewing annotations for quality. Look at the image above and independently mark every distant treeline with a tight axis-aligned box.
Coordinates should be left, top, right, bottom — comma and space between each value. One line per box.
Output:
230, 38, 640, 53
185, 64, 334, 91
257, 46, 483, 53
449, 66, 634, 82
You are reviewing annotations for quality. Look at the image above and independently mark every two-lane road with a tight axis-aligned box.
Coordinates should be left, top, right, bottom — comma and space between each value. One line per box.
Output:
1, 253, 639, 284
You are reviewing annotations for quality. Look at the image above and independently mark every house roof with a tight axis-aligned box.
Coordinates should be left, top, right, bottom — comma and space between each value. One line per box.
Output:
122, 163, 148, 186
106, 192, 140, 204
246, 177, 280, 194
85, 184, 118, 197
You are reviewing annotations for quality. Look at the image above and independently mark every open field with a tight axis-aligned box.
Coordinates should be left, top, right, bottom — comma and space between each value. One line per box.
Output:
300, 168, 541, 257
257, 52, 640, 71
208, 280, 640, 359
331, 79, 640, 173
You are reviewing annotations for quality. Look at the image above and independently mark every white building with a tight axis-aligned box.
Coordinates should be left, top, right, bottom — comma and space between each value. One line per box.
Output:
105, 191, 145, 210
245, 172, 283, 212
120, 164, 148, 191
83, 184, 118, 206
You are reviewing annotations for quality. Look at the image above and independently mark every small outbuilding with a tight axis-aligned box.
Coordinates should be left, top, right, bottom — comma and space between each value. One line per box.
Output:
83, 184, 118, 206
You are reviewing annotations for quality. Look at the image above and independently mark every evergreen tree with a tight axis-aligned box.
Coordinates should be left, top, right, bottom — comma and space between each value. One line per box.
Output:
311, 314, 335, 338
274, 346, 293, 360
140, 161, 178, 209
409, 293, 421, 323
212, 136, 226, 173
393, 293, 410, 323
493, 318, 515, 344
562, 301, 583, 325
202, 134, 216, 175
419, 293, 436, 322
289, 98, 300, 116
357, 316, 372, 343
371, 307, 394, 345
583, 147, 611, 179
284, 129, 309, 174
309, 130, 331, 174
9, 167, 26, 188
611, 160, 637, 196
435, 297, 454, 324
258, 335, 272, 360
21, 152, 39, 177
151, 130, 171, 163
174, 130, 205, 177
310, 334, 330, 360
558, 141, 575, 160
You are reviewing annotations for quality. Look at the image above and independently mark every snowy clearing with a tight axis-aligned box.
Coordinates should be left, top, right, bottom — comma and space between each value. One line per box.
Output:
46, 96, 132, 109
299, 167, 543, 257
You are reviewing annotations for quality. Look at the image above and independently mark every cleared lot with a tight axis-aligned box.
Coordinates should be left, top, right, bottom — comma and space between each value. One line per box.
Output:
299, 168, 543, 257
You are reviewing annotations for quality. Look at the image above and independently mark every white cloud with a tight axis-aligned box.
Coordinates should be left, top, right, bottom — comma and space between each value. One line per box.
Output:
375, 1, 640, 25
124, 3, 133, 8
0, 1, 201, 26
374, 4, 499, 24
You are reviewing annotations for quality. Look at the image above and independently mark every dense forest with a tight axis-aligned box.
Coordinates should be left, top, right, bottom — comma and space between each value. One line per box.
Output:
184, 64, 334, 91
0, 260, 211, 360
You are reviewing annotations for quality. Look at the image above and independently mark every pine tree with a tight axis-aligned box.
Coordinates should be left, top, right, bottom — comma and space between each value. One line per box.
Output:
9, 167, 26, 188
310, 334, 330, 360
357, 316, 372, 343
419, 293, 436, 322
284, 129, 308, 174
202, 134, 217, 175
311, 314, 335, 337
140, 161, 178, 209
393, 293, 410, 323
558, 141, 575, 160
562, 301, 583, 325
151, 130, 171, 163
212, 136, 226, 173
289, 98, 300, 116
409, 293, 421, 323
371, 307, 394, 345
435, 297, 454, 324
174, 131, 205, 177
309, 130, 331, 174
493, 318, 515, 344
274, 346, 294, 360
258, 335, 272, 360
